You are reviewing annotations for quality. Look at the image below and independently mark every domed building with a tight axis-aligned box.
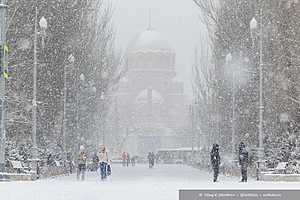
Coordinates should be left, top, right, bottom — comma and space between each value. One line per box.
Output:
110, 26, 189, 156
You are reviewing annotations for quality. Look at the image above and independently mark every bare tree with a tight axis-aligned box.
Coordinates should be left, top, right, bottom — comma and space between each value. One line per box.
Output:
192, 40, 218, 148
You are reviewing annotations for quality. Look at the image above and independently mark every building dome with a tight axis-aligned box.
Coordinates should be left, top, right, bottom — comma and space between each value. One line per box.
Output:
128, 29, 174, 53
126, 28, 176, 73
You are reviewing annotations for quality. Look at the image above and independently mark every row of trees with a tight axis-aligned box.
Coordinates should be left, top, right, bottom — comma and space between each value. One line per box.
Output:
193, 0, 300, 163
5, 0, 121, 157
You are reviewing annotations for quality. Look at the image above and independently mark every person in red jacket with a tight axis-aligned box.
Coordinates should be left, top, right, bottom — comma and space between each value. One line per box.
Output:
122, 152, 127, 167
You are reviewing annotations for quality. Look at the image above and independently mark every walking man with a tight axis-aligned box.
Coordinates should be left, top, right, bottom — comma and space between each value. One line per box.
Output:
147, 152, 153, 168
127, 153, 130, 167
239, 142, 249, 182
210, 144, 221, 182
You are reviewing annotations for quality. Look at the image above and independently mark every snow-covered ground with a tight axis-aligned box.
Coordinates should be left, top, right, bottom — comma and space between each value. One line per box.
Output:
1, 164, 300, 200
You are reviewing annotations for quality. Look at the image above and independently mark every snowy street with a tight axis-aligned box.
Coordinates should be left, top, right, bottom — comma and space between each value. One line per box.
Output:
1, 164, 300, 200
0, 1, 299, 199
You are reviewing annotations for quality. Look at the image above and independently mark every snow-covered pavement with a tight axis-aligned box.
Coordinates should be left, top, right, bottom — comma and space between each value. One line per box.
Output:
1, 164, 300, 200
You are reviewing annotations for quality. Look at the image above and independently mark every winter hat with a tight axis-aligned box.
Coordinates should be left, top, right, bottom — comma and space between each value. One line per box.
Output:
239, 142, 246, 149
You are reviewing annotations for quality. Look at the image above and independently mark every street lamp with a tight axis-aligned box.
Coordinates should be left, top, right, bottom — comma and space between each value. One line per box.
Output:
226, 53, 235, 154
250, 17, 258, 46
32, 7, 48, 159
39, 16, 47, 49
80, 73, 85, 82
250, 13, 264, 180
39, 16, 47, 31
92, 86, 97, 94
225, 53, 232, 63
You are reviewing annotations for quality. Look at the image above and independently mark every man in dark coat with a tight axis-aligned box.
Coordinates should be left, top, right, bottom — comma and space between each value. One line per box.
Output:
147, 152, 152, 168
210, 144, 221, 182
148, 152, 155, 168
239, 142, 249, 182
127, 153, 131, 167
92, 152, 99, 171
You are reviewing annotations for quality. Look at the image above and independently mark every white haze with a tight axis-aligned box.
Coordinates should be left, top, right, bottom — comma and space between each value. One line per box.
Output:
110, 0, 206, 96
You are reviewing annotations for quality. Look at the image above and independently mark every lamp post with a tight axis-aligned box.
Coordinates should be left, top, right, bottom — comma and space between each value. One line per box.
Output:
76, 73, 85, 150
100, 91, 105, 144
89, 86, 98, 148
226, 53, 235, 154
62, 54, 75, 159
0, 0, 7, 172
250, 9, 264, 180
32, 6, 47, 159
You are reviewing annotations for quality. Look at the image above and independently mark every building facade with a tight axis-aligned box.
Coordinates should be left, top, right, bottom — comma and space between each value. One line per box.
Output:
111, 27, 190, 156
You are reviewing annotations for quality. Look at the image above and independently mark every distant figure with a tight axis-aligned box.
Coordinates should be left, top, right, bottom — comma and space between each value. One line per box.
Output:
107, 160, 112, 176
98, 145, 109, 180
147, 152, 155, 168
127, 153, 130, 167
66, 152, 73, 174
47, 154, 55, 166
239, 142, 249, 182
210, 144, 221, 182
122, 152, 127, 167
77, 145, 87, 181
131, 156, 136, 166
151, 152, 155, 167
147, 152, 152, 168
92, 152, 99, 171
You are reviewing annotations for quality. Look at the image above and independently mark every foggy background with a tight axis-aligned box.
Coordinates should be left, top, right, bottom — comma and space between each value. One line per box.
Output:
111, 0, 205, 96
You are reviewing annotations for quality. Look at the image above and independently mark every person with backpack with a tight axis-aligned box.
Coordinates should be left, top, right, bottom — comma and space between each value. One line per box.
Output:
98, 145, 109, 180
210, 144, 221, 182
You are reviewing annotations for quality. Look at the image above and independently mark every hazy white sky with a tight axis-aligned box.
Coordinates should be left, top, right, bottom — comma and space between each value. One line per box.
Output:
110, 0, 205, 95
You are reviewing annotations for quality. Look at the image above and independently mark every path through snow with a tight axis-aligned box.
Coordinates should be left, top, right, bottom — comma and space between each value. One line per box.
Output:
1, 164, 299, 200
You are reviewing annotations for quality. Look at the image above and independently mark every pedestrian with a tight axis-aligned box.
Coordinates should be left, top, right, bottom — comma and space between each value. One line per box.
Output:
122, 152, 127, 167
239, 142, 249, 182
77, 145, 87, 181
151, 152, 155, 167
131, 156, 136, 166
107, 160, 112, 176
127, 153, 130, 167
92, 152, 99, 171
66, 152, 73, 175
98, 145, 109, 180
147, 152, 153, 168
210, 144, 221, 182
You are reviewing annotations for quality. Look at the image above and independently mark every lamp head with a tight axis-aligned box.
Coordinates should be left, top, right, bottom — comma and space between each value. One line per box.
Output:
39, 16, 48, 30
250, 17, 258, 30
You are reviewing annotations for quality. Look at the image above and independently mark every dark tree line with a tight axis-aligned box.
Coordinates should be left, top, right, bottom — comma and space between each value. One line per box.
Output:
193, 0, 300, 163
5, 0, 120, 157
